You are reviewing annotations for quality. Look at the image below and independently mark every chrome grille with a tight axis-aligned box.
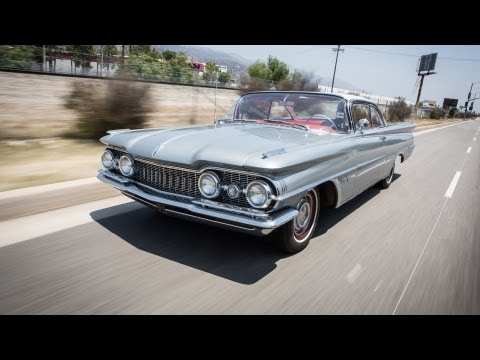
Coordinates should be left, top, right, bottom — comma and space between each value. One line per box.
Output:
220, 171, 260, 208
107, 148, 275, 210
135, 161, 200, 198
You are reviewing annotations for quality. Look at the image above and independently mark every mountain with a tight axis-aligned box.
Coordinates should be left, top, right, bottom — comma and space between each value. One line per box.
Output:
152, 45, 251, 76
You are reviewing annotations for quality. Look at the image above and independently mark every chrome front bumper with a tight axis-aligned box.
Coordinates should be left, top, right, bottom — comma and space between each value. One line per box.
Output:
97, 169, 298, 236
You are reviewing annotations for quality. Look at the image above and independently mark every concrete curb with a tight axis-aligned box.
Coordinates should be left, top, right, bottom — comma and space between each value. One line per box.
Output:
414, 120, 470, 137
413, 120, 463, 132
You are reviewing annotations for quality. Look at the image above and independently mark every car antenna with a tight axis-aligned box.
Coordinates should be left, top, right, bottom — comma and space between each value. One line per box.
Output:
213, 73, 218, 124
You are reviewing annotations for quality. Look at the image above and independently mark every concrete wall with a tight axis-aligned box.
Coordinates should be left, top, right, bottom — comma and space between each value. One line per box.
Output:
0, 71, 241, 139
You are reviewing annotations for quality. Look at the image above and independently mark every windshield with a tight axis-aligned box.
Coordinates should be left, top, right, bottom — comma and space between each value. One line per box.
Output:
221, 92, 349, 132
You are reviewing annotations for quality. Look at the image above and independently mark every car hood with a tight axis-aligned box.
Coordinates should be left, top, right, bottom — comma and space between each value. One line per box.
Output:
101, 123, 345, 173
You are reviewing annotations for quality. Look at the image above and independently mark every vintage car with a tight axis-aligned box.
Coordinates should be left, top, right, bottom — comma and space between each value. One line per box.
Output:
97, 91, 415, 253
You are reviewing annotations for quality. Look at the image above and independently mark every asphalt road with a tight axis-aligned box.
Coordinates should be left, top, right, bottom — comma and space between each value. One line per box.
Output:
0, 120, 479, 314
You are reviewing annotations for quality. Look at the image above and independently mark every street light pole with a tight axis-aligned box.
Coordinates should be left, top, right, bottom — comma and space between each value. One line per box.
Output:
214, 71, 218, 122
331, 45, 344, 93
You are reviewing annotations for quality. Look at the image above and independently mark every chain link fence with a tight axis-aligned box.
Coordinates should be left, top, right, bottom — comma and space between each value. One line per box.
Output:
0, 46, 239, 89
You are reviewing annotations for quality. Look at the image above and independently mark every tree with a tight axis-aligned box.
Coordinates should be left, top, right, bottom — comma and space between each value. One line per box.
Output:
248, 61, 272, 80
247, 55, 289, 83
218, 71, 231, 85
66, 45, 96, 73
129, 45, 159, 58
161, 50, 177, 61
102, 45, 119, 71
276, 71, 320, 91
203, 61, 219, 83
117, 52, 198, 83
0, 45, 36, 69
267, 56, 289, 82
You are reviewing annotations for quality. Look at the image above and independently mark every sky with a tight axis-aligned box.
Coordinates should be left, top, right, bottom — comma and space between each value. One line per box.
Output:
196, 45, 480, 112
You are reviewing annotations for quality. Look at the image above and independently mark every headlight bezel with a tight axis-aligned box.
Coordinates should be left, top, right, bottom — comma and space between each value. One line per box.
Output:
246, 180, 272, 209
118, 154, 135, 177
101, 150, 115, 170
198, 171, 221, 199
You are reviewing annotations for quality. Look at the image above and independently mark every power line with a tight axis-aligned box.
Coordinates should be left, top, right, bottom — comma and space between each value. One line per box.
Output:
345, 46, 419, 57
344, 46, 480, 62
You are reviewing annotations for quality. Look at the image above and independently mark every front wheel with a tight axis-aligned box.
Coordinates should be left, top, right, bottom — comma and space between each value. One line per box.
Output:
276, 188, 320, 254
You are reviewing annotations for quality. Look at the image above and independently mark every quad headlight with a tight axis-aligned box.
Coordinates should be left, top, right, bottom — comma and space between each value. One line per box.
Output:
198, 171, 221, 198
246, 180, 272, 209
101, 150, 115, 169
118, 154, 135, 177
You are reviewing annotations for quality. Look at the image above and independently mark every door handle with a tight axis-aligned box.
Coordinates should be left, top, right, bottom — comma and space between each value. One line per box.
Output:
380, 136, 387, 141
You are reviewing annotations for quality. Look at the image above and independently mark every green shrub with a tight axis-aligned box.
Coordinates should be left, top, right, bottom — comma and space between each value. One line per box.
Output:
387, 97, 412, 122
430, 108, 447, 119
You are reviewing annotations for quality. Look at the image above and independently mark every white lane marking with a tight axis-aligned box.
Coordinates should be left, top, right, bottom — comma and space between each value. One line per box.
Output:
374, 280, 383, 292
0, 177, 99, 200
414, 121, 465, 137
0, 196, 134, 248
346, 263, 363, 284
444, 171, 462, 198
474, 137, 477, 141
393, 200, 448, 315
467, 147, 472, 153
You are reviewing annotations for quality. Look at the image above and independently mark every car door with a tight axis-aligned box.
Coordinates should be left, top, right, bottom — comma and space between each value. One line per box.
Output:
369, 104, 389, 179
351, 102, 387, 194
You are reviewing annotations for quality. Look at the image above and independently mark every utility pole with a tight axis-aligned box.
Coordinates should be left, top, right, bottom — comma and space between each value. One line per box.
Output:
100, 45, 104, 77
42, 45, 46, 72
331, 45, 344, 93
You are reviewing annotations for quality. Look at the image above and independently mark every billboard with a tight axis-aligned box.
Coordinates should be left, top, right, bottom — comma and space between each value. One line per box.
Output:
442, 98, 458, 109
418, 53, 437, 73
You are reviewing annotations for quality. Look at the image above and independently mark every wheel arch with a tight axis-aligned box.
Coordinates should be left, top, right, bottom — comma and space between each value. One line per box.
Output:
316, 180, 339, 209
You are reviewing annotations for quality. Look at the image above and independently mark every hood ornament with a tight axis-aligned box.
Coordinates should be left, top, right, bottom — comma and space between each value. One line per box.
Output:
262, 147, 286, 159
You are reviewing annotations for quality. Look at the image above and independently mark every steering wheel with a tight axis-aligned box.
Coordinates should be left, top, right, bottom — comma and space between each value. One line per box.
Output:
309, 114, 337, 130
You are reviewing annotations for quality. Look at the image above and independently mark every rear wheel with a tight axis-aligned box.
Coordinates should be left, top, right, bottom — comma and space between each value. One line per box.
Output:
276, 188, 320, 254
376, 163, 395, 189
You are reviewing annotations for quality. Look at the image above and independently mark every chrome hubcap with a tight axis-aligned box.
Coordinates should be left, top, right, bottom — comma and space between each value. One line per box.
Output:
294, 200, 311, 234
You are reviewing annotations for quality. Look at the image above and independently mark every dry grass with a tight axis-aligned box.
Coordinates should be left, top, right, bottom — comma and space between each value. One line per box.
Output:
0, 139, 105, 191
392, 118, 465, 128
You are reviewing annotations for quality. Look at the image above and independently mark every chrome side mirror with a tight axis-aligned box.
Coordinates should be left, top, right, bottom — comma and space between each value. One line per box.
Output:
356, 118, 370, 132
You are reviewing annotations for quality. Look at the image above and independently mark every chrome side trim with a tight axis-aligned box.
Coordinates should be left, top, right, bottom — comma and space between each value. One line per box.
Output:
408, 144, 416, 149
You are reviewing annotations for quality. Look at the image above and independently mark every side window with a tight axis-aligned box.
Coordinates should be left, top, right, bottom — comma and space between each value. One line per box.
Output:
352, 103, 370, 124
370, 106, 385, 128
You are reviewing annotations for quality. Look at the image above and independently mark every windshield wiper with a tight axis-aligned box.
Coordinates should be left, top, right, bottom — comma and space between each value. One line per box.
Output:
218, 119, 257, 124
